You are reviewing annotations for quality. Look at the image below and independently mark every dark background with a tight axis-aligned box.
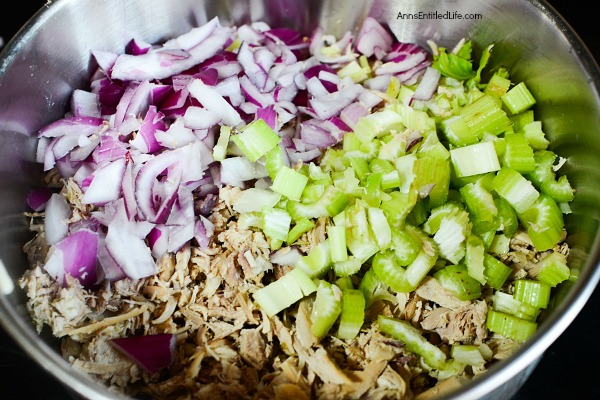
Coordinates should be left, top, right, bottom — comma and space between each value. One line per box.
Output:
0, 1, 598, 399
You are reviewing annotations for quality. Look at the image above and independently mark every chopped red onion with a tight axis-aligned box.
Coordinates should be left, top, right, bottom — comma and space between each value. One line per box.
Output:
43, 228, 99, 287
27, 187, 54, 212
412, 66, 441, 101
110, 333, 176, 374
44, 193, 70, 246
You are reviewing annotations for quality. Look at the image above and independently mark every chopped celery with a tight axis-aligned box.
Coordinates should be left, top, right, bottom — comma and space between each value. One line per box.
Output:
484, 72, 511, 98
295, 241, 332, 278
492, 168, 539, 214
364, 172, 384, 207
394, 154, 417, 193
509, 110, 534, 133
483, 254, 512, 290
336, 289, 366, 340
380, 190, 418, 229
423, 201, 465, 235
489, 233, 511, 256
333, 256, 363, 277
503, 134, 536, 174
513, 279, 551, 309
522, 121, 549, 150
460, 180, 498, 232
492, 291, 539, 322
372, 250, 411, 293
517, 194, 564, 251
486, 310, 537, 342
367, 207, 392, 249
412, 156, 450, 208
271, 167, 309, 201
441, 115, 478, 147
501, 82, 536, 115
261, 208, 292, 242
354, 109, 405, 143
311, 281, 343, 338
494, 197, 519, 237
465, 235, 486, 284
450, 141, 501, 178
286, 218, 315, 244
359, 267, 395, 306
345, 202, 380, 261
231, 118, 280, 162
390, 230, 420, 266
378, 315, 448, 369
459, 94, 511, 138
451, 344, 485, 367
527, 150, 575, 203
432, 209, 469, 264
213, 125, 232, 161
253, 268, 317, 317
535, 252, 570, 287
434, 264, 482, 301
232, 188, 281, 213
328, 225, 348, 262
287, 186, 349, 220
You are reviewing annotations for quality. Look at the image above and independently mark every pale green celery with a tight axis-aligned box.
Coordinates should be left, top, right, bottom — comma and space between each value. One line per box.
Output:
295, 240, 332, 278
390, 230, 420, 266
486, 310, 537, 342
286, 218, 315, 244
484, 133, 506, 160
501, 82, 536, 115
513, 279, 551, 308
489, 233, 511, 256
271, 166, 309, 202
232, 188, 281, 214
493, 168, 539, 214
459, 180, 498, 232
238, 212, 262, 230
308, 162, 332, 183
451, 344, 486, 367
345, 202, 380, 261
450, 141, 501, 178
310, 281, 343, 338
440, 115, 478, 147
301, 183, 326, 203
332, 168, 362, 197
364, 172, 383, 208
483, 72, 511, 98
231, 118, 280, 162
265, 145, 286, 180
367, 207, 392, 249
342, 139, 381, 162
416, 131, 451, 160
517, 194, 564, 251
434, 264, 482, 301
433, 211, 469, 264
253, 268, 317, 317
328, 225, 348, 262
213, 125, 232, 161
353, 109, 405, 143
370, 158, 395, 174
336, 289, 366, 340
389, 103, 436, 131
386, 76, 401, 99
522, 121, 549, 150
379, 190, 418, 229
412, 156, 450, 208
494, 197, 519, 237
403, 249, 438, 290
359, 267, 396, 306
261, 208, 292, 242
509, 110, 534, 133
343, 132, 362, 152
492, 291, 539, 322
372, 250, 411, 293
465, 235, 486, 285
333, 256, 363, 277
535, 252, 570, 287
338, 59, 370, 83
287, 186, 349, 220
459, 94, 512, 138
423, 201, 465, 235
406, 198, 429, 226
483, 254, 512, 290
378, 315, 448, 369
503, 133, 536, 174
527, 150, 575, 203
398, 85, 416, 105
380, 170, 402, 190
349, 157, 370, 182
394, 154, 417, 193
378, 133, 407, 161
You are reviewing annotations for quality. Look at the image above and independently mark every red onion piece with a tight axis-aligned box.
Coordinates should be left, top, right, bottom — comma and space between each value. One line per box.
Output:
412, 66, 441, 101
44, 193, 70, 246
105, 220, 157, 279
355, 17, 393, 59
27, 187, 54, 212
110, 333, 176, 374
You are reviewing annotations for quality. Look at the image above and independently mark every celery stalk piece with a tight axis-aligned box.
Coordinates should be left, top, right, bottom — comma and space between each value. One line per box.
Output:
412, 156, 450, 208
310, 281, 343, 338
295, 240, 332, 278
465, 235, 486, 285
333, 256, 363, 277
378, 315, 448, 369
517, 194, 564, 251
367, 207, 392, 249
265, 145, 286, 180
372, 250, 411, 293
345, 202, 380, 262
492, 291, 539, 322
492, 168, 539, 214
359, 267, 395, 306
390, 230, 420, 266
253, 268, 317, 317
261, 208, 292, 242
287, 186, 349, 220
510, 110, 534, 133
380, 190, 418, 229
343, 132, 362, 152
494, 197, 519, 237
335, 276, 354, 290
441, 115, 478, 147
337, 59, 370, 83
451, 345, 486, 367
460, 180, 498, 232
394, 154, 417, 194
238, 211, 262, 230
459, 94, 512, 138
486, 310, 537, 342
535, 252, 570, 287
433, 212, 468, 264
404, 250, 438, 290
484, 72, 511, 98
286, 218, 315, 244
501, 82, 536, 115
434, 264, 482, 301
483, 254, 512, 290
503, 134, 536, 174
489, 233, 511, 256
389, 103, 436, 131
353, 109, 405, 143
336, 289, 366, 340
213, 125, 232, 161
349, 157, 371, 182
513, 279, 551, 309
527, 150, 575, 203
231, 118, 281, 162
522, 121, 549, 150
364, 172, 384, 207
423, 201, 465, 235
450, 141, 501, 178
271, 166, 309, 201
328, 225, 349, 262
232, 188, 281, 214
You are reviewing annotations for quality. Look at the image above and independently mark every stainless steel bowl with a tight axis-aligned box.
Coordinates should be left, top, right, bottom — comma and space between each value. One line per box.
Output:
1, 1, 599, 399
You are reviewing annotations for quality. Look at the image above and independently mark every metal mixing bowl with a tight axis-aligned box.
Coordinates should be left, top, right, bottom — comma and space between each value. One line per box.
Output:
1, 0, 599, 399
